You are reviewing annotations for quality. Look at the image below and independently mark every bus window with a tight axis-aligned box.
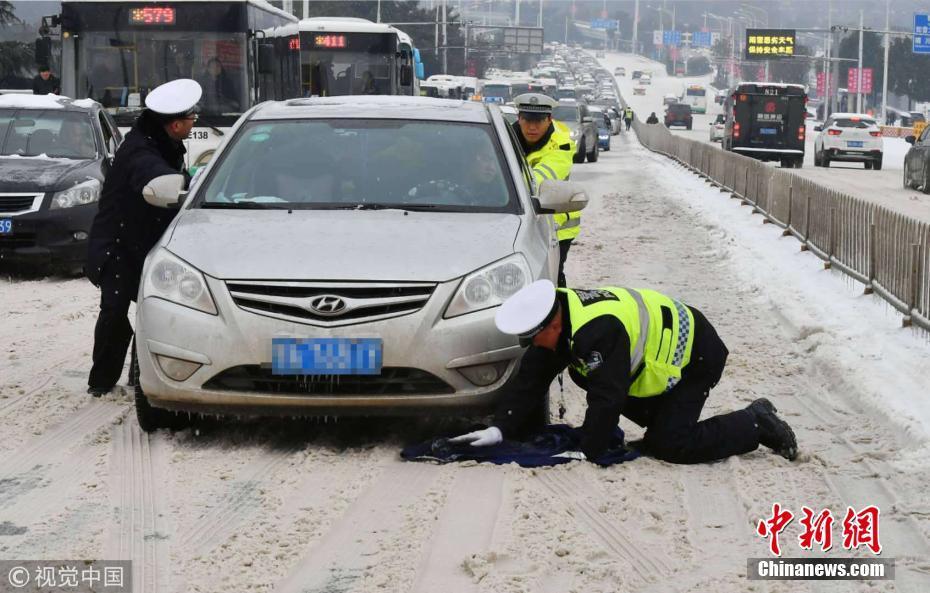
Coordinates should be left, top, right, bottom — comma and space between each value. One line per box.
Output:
300, 32, 396, 97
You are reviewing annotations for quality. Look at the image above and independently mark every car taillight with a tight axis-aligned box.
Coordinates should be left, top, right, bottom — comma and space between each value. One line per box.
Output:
827, 129, 842, 136
869, 131, 881, 137
798, 126, 805, 141
733, 122, 741, 138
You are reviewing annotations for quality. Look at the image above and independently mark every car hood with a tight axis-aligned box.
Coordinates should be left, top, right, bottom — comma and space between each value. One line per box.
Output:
0, 156, 100, 192
165, 209, 521, 282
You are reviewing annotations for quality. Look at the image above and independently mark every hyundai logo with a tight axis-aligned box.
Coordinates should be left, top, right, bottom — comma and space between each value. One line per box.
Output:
307, 295, 347, 317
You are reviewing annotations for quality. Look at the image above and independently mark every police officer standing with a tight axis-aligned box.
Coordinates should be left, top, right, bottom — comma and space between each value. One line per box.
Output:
510, 93, 578, 287
85, 79, 202, 396
451, 280, 799, 464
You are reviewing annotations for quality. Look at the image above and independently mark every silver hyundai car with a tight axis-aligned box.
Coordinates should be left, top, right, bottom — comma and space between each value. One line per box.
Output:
132, 96, 587, 431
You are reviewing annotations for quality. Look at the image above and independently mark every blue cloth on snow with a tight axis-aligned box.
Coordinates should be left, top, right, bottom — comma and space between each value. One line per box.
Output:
401, 424, 640, 468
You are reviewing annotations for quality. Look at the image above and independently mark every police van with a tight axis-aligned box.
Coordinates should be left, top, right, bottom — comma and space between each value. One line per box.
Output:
722, 83, 807, 169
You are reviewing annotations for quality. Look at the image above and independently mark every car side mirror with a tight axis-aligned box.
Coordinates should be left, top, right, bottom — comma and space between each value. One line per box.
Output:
906, 135, 916, 144
813, 125, 823, 132
142, 174, 185, 209
533, 180, 588, 214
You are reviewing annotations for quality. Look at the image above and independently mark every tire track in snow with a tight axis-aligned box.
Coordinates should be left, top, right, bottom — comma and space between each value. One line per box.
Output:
409, 467, 505, 593
274, 461, 440, 593
177, 445, 298, 554
534, 469, 672, 585
104, 422, 172, 593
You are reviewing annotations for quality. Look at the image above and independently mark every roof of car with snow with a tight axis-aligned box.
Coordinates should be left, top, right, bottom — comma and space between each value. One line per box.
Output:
253, 96, 491, 123
0, 94, 100, 112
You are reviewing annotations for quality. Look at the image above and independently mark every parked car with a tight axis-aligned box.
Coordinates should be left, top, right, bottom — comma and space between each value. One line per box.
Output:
633, 85, 646, 96
0, 94, 120, 272
614, 66, 626, 77
130, 96, 589, 431
664, 103, 693, 130
813, 113, 883, 169
903, 125, 930, 193
709, 113, 726, 142
552, 103, 598, 163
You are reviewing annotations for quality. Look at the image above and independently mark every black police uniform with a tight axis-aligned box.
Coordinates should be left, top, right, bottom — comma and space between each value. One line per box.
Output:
493, 291, 760, 464
85, 110, 188, 391
32, 73, 60, 95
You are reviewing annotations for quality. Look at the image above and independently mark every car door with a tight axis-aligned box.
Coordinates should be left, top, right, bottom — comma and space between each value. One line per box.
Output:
917, 125, 930, 182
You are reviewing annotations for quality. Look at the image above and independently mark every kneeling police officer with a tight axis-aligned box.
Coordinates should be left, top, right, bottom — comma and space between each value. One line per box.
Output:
452, 280, 799, 464
85, 79, 202, 396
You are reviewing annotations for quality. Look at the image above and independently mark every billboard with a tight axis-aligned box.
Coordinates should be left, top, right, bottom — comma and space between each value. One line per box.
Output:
467, 26, 544, 54
745, 29, 797, 60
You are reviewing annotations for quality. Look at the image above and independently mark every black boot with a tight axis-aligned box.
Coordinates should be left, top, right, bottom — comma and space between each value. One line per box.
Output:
87, 386, 110, 398
747, 398, 798, 461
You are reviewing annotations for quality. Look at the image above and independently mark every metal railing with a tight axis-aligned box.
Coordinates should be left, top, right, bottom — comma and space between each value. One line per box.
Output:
631, 118, 930, 331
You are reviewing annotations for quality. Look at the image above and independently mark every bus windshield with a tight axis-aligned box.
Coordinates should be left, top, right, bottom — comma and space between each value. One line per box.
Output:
482, 84, 512, 101
300, 32, 396, 96
77, 31, 247, 126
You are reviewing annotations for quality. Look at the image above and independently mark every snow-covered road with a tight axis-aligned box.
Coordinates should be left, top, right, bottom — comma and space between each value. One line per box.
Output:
603, 52, 930, 223
1, 120, 929, 592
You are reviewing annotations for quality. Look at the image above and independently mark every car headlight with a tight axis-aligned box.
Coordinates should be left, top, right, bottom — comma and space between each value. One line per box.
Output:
444, 253, 532, 318
142, 248, 218, 315
50, 179, 101, 209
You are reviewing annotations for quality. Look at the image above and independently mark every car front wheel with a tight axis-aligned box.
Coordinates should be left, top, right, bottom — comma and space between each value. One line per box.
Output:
873, 157, 883, 171
588, 140, 599, 162
573, 141, 585, 164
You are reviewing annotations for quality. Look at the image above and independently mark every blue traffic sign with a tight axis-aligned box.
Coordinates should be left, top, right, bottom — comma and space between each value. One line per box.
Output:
591, 19, 619, 30
914, 14, 930, 53
692, 31, 713, 48
663, 30, 682, 46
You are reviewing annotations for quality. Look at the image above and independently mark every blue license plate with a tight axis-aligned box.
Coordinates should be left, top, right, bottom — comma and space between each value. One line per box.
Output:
847, 141, 864, 148
759, 128, 777, 135
271, 337, 382, 376
0, 219, 11, 234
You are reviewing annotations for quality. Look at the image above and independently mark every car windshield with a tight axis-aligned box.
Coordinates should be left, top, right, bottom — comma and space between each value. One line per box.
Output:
0, 109, 97, 159
482, 85, 511, 100
198, 119, 515, 212
552, 106, 579, 122
834, 118, 876, 128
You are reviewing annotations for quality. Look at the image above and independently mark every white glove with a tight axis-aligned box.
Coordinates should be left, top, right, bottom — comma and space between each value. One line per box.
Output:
448, 426, 503, 447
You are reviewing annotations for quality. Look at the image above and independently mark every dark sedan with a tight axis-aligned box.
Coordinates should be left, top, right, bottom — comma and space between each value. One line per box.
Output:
904, 125, 930, 193
0, 95, 120, 272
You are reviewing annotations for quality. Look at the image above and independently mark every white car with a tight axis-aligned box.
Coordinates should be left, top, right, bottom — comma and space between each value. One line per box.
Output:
709, 113, 726, 142
614, 67, 626, 76
640, 74, 652, 85
633, 85, 646, 96
813, 113, 884, 169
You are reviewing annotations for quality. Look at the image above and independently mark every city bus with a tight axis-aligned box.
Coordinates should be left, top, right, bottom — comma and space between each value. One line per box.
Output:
297, 17, 421, 97
57, 0, 300, 168
682, 84, 707, 114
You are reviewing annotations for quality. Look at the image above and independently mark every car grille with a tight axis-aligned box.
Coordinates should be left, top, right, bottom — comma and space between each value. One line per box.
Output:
226, 281, 436, 326
203, 365, 454, 396
0, 232, 37, 249
0, 194, 42, 214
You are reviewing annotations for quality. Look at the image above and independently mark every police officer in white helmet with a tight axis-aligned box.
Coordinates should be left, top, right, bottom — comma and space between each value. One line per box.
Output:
85, 79, 202, 396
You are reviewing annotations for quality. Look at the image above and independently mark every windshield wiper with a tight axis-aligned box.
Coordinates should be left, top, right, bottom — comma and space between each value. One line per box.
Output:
200, 202, 289, 210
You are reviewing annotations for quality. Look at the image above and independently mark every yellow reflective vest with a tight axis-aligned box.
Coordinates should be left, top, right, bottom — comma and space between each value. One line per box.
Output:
524, 120, 579, 241
559, 287, 696, 397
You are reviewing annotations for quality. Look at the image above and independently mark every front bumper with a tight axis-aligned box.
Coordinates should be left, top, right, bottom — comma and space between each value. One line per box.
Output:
137, 276, 525, 417
0, 198, 96, 267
